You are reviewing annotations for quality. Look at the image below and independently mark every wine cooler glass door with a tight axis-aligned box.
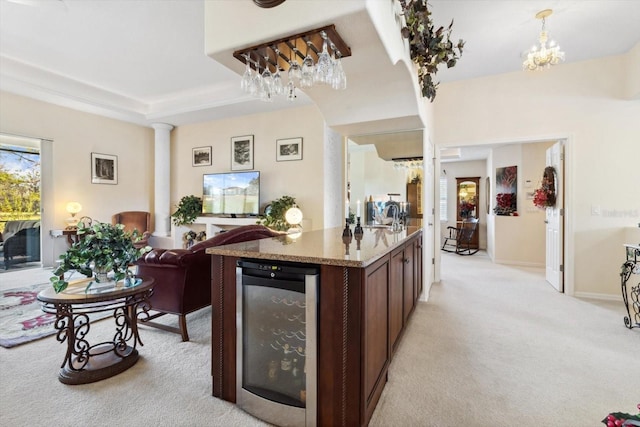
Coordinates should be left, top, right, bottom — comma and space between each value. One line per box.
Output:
237, 261, 318, 427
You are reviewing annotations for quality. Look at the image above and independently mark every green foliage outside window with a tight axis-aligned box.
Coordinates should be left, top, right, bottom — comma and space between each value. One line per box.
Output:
0, 149, 41, 234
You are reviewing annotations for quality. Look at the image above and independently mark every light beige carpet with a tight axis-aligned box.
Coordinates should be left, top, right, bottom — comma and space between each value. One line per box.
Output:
0, 254, 638, 426
370, 252, 640, 426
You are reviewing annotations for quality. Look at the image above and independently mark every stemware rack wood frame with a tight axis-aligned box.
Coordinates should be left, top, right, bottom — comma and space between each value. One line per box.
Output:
233, 24, 351, 74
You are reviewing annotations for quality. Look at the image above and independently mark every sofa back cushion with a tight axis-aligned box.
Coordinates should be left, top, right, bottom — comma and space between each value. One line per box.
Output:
190, 224, 281, 253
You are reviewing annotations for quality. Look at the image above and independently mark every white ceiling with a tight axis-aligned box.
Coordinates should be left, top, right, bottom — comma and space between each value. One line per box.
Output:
1, 0, 638, 160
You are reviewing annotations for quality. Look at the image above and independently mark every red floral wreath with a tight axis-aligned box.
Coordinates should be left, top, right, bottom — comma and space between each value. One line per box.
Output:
533, 166, 556, 208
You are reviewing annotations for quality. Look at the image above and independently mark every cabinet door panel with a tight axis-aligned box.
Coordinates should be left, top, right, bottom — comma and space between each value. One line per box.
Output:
389, 248, 404, 353
364, 257, 390, 404
403, 242, 415, 323
414, 235, 423, 302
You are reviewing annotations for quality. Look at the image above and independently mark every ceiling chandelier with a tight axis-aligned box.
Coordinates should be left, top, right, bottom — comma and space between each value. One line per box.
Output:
233, 24, 351, 102
522, 9, 565, 71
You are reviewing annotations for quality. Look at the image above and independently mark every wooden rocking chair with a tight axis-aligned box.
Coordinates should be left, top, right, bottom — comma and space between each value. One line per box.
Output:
442, 217, 479, 255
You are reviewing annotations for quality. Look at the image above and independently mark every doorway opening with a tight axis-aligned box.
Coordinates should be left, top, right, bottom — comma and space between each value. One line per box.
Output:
437, 138, 569, 294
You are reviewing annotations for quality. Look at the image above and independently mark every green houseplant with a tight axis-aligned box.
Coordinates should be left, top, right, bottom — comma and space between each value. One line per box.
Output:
50, 222, 151, 293
257, 195, 298, 232
401, 0, 465, 101
171, 195, 202, 226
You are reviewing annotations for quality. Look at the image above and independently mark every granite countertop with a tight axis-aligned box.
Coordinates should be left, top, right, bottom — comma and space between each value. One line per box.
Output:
206, 225, 423, 268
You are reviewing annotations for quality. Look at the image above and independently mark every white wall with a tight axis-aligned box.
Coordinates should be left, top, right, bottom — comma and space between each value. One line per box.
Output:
434, 50, 640, 297
486, 139, 561, 268
170, 105, 329, 231
348, 145, 411, 219
0, 91, 154, 266
323, 124, 343, 229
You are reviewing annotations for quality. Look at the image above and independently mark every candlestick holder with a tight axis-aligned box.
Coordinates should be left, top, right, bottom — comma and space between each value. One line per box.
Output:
354, 229, 362, 251
354, 216, 363, 236
342, 218, 352, 237
342, 234, 352, 256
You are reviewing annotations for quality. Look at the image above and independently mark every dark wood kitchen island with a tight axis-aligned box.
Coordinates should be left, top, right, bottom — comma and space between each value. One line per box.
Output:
207, 225, 423, 426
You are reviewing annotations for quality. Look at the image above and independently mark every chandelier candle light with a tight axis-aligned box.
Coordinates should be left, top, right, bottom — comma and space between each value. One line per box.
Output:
523, 9, 565, 71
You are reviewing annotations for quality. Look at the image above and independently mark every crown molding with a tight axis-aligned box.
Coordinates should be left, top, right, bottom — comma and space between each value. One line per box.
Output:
0, 54, 299, 127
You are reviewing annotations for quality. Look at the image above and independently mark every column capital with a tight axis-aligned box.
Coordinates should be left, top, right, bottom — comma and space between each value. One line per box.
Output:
151, 123, 174, 132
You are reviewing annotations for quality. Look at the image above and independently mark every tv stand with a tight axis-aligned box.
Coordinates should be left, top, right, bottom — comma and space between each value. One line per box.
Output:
194, 216, 257, 235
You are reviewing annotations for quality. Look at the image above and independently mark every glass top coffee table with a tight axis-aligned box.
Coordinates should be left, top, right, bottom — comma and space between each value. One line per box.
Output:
37, 277, 154, 385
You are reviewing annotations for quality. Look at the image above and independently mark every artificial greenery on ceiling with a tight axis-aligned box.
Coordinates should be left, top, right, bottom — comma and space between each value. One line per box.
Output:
401, 0, 465, 102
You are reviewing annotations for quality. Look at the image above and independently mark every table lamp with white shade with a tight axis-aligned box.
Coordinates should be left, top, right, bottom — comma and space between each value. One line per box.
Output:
65, 201, 82, 230
285, 205, 303, 236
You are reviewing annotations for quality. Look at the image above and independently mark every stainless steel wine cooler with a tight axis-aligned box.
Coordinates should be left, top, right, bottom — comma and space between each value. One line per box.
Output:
236, 259, 319, 427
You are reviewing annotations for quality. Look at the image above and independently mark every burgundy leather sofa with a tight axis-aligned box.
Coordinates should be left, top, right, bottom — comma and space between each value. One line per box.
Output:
136, 224, 281, 341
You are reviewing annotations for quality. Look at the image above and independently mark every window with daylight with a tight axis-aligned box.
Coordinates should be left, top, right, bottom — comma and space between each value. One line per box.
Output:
0, 144, 41, 234
439, 176, 448, 221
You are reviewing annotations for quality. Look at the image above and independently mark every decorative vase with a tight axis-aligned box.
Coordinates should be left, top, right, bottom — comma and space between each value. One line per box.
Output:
93, 265, 110, 283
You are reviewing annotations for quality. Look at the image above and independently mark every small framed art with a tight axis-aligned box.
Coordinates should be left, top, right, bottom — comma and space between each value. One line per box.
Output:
192, 146, 212, 167
231, 135, 254, 170
276, 137, 303, 162
91, 152, 118, 185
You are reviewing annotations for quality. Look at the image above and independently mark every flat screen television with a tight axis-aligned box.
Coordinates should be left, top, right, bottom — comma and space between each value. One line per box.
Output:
202, 171, 260, 216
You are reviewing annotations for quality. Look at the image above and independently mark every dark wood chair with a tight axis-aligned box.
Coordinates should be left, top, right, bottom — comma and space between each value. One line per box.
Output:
442, 217, 479, 255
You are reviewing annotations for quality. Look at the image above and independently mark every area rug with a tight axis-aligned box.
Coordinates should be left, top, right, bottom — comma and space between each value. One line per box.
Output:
0, 282, 109, 348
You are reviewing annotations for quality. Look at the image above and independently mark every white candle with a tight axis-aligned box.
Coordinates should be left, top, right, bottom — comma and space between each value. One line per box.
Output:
357, 200, 361, 217
345, 199, 349, 218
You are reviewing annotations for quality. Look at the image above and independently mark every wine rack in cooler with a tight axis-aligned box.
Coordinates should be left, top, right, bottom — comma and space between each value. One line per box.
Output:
236, 260, 318, 427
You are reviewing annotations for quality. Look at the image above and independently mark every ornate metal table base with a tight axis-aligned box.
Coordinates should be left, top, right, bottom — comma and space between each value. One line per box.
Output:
621, 244, 640, 330
58, 344, 139, 385
38, 279, 153, 385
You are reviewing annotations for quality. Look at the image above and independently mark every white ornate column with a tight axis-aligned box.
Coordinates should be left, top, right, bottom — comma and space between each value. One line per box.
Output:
151, 123, 174, 237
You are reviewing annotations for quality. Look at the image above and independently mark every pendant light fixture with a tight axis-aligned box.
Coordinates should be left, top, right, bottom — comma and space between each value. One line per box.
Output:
522, 9, 565, 71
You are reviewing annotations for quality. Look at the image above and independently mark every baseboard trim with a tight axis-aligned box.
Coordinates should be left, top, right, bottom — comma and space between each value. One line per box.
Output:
420, 281, 433, 302
574, 291, 622, 302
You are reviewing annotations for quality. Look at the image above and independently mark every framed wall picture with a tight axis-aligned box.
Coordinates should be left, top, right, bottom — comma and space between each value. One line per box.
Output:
91, 152, 118, 185
192, 146, 212, 167
276, 137, 303, 161
231, 135, 254, 170
494, 165, 517, 215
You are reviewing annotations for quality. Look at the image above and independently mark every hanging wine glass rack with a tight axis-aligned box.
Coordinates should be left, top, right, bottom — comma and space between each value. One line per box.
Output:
233, 24, 351, 76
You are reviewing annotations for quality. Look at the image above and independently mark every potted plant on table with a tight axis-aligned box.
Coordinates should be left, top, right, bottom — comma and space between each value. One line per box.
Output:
50, 222, 151, 293
257, 195, 298, 232
171, 195, 203, 226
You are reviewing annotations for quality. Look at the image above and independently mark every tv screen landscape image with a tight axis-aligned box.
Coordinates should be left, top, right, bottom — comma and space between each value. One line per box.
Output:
202, 171, 260, 216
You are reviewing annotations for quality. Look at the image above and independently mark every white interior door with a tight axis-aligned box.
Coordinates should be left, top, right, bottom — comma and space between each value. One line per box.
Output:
424, 137, 435, 293
545, 142, 564, 292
